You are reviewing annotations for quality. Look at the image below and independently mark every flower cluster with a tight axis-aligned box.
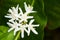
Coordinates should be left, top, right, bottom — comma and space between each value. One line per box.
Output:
5, 2, 39, 38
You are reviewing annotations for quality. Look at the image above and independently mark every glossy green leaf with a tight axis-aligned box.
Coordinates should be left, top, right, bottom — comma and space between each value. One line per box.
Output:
0, 26, 14, 40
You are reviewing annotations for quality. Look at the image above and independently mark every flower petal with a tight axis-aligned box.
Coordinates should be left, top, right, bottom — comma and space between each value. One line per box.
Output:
8, 28, 14, 32
19, 7, 23, 15
24, 2, 27, 11
7, 22, 13, 27
27, 16, 33, 19
32, 24, 39, 27
31, 28, 38, 34
21, 29, 24, 38
29, 19, 34, 24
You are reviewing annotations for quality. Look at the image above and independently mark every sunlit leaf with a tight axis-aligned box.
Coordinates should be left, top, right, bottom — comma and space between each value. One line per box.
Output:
0, 26, 14, 40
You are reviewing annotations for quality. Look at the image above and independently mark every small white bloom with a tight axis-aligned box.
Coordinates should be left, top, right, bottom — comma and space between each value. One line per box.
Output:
27, 19, 39, 36
7, 21, 20, 35
19, 7, 33, 23
24, 2, 36, 13
18, 24, 28, 38
5, 4, 19, 22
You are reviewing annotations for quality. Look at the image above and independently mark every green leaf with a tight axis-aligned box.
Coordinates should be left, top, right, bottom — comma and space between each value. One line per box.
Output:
44, 0, 60, 30
0, 26, 14, 40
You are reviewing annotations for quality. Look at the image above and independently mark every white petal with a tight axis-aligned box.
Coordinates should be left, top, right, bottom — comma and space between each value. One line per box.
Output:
8, 28, 14, 32
16, 18, 18, 20
8, 9, 13, 14
9, 19, 15, 22
17, 28, 21, 31
28, 5, 33, 10
29, 19, 34, 24
15, 28, 21, 35
21, 29, 24, 38
19, 20, 23, 23
27, 28, 30, 36
19, 7, 23, 15
24, 28, 28, 33
14, 31, 16, 35
24, 2, 27, 11
6, 14, 11, 15
14, 29, 18, 35
7, 22, 13, 27
16, 4, 19, 11
24, 12, 29, 15
32, 24, 39, 27
31, 28, 38, 34
27, 11, 36, 13
24, 19, 28, 22
12, 7, 15, 11
27, 16, 33, 19
5, 16, 12, 18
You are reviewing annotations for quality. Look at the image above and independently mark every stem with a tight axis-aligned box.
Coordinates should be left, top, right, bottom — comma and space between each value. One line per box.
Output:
42, 0, 44, 13
15, 31, 20, 40
31, 0, 35, 6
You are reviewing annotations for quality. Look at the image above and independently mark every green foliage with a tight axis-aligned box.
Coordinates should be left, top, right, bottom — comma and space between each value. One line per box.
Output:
44, 0, 60, 30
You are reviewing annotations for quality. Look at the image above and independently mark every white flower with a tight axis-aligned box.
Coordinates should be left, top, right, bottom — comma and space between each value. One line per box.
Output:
5, 4, 19, 22
5, 2, 39, 38
19, 7, 33, 23
7, 21, 20, 35
18, 24, 28, 38
27, 19, 39, 36
24, 2, 36, 13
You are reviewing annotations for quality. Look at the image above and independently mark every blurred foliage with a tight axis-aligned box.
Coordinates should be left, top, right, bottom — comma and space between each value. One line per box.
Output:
44, 0, 60, 30
0, 0, 60, 40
